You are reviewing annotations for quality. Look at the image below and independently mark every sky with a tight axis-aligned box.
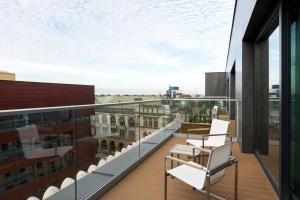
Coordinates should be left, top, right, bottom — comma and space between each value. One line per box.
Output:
0, 0, 235, 95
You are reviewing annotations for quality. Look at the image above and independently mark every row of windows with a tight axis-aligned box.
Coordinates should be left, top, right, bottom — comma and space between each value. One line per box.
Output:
142, 117, 158, 128
0, 153, 73, 193
100, 140, 125, 152
0, 111, 72, 131
102, 116, 135, 127
0, 134, 72, 162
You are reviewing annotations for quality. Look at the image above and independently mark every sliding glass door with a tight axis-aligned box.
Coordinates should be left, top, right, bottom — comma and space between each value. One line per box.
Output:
255, 16, 280, 189
290, 5, 300, 198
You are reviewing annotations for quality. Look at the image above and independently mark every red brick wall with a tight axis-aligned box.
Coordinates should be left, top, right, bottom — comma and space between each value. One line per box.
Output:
0, 80, 94, 110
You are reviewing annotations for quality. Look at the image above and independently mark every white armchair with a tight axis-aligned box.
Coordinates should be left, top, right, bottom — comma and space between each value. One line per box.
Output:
164, 143, 238, 200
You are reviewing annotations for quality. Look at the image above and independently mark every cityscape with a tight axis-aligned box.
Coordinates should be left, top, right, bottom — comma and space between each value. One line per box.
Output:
0, 1, 299, 200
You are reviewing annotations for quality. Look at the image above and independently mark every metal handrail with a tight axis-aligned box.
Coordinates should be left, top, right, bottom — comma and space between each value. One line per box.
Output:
0, 98, 239, 117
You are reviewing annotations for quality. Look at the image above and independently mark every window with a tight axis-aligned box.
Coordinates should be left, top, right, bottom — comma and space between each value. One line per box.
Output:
110, 116, 116, 125
109, 141, 116, 152
290, 6, 300, 197
119, 129, 125, 138
1, 143, 8, 151
154, 118, 158, 128
144, 117, 148, 127
255, 16, 280, 187
119, 117, 125, 126
118, 143, 124, 151
129, 131, 135, 140
4, 172, 11, 179
102, 115, 107, 124
37, 162, 43, 169
148, 117, 152, 128
101, 140, 108, 150
19, 168, 25, 173
128, 118, 135, 127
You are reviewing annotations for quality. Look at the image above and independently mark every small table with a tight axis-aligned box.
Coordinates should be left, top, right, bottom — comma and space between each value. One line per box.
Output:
169, 144, 201, 168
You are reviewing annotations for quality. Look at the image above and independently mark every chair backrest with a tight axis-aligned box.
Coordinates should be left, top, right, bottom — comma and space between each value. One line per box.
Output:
43, 186, 59, 199
60, 177, 75, 189
206, 143, 232, 185
76, 170, 87, 180
207, 119, 230, 147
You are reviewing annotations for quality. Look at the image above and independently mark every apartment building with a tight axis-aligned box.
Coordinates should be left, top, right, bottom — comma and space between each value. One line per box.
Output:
0, 80, 97, 199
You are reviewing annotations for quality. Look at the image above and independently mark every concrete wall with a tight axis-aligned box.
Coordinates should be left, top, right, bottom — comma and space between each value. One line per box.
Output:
205, 72, 226, 97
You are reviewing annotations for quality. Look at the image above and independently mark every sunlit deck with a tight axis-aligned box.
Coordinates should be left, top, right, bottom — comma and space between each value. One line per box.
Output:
100, 136, 278, 200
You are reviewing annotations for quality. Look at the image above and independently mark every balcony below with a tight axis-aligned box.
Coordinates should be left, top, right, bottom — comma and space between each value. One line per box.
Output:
100, 135, 278, 200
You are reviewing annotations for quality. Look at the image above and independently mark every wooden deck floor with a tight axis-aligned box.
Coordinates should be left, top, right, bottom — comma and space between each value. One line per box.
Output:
100, 136, 278, 200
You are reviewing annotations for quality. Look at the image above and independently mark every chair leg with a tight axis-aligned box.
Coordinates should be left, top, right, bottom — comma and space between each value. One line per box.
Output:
164, 172, 167, 200
207, 176, 210, 200
235, 161, 238, 200
171, 153, 173, 169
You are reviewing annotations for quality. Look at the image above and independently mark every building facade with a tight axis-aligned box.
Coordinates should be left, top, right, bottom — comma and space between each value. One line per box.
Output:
0, 80, 97, 199
0, 70, 15, 81
226, 0, 299, 199
95, 104, 170, 157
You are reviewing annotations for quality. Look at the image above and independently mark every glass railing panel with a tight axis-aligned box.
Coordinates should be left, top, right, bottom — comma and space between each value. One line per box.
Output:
78, 103, 141, 199
0, 110, 77, 200
0, 99, 239, 200
163, 99, 237, 137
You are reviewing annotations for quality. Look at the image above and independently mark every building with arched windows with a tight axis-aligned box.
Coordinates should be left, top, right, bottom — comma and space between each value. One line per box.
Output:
94, 104, 171, 156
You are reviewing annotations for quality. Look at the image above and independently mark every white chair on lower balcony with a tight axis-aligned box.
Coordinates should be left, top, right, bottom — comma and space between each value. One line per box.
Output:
87, 164, 98, 173
76, 170, 87, 180
27, 196, 40, 200
186, 119, 231, 149
98, 159, 106, 167
114, 151, 121, 157
42, 186, 60, 200
121, 147, 127, 153
60, 177, 75, 189
164, 143, 238, 200
106, 155, 114, 161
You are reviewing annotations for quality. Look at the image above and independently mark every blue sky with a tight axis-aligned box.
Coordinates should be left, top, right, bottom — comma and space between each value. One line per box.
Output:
0, 0, 234, 95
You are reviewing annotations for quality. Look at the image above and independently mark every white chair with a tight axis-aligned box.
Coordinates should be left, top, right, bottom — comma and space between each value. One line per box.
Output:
114, 151, 121, 157
121, 148, 127, 153
186, 119, 230, 148
164, 143, 238, 200
27, 197, 40, 200
106, 155, 114, 161
87, 164, 98, 173
42, 186, 59, 200
98, 159, 106, 167
76, 170, 87, 180
60, 177, 75, 189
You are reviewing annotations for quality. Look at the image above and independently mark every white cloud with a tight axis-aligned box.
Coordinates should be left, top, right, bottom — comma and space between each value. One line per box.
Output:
0, 0, 234, 95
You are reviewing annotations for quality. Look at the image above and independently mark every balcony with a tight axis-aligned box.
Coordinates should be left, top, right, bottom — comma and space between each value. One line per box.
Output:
100, 135, 277, 200
0, 99, 278, 200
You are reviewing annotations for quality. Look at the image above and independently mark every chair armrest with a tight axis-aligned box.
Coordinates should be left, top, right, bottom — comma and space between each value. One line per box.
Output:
187, 128, 210, 132
164, 156, 209, 172
187, 128, 210, 139
192, 146, 211, 154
